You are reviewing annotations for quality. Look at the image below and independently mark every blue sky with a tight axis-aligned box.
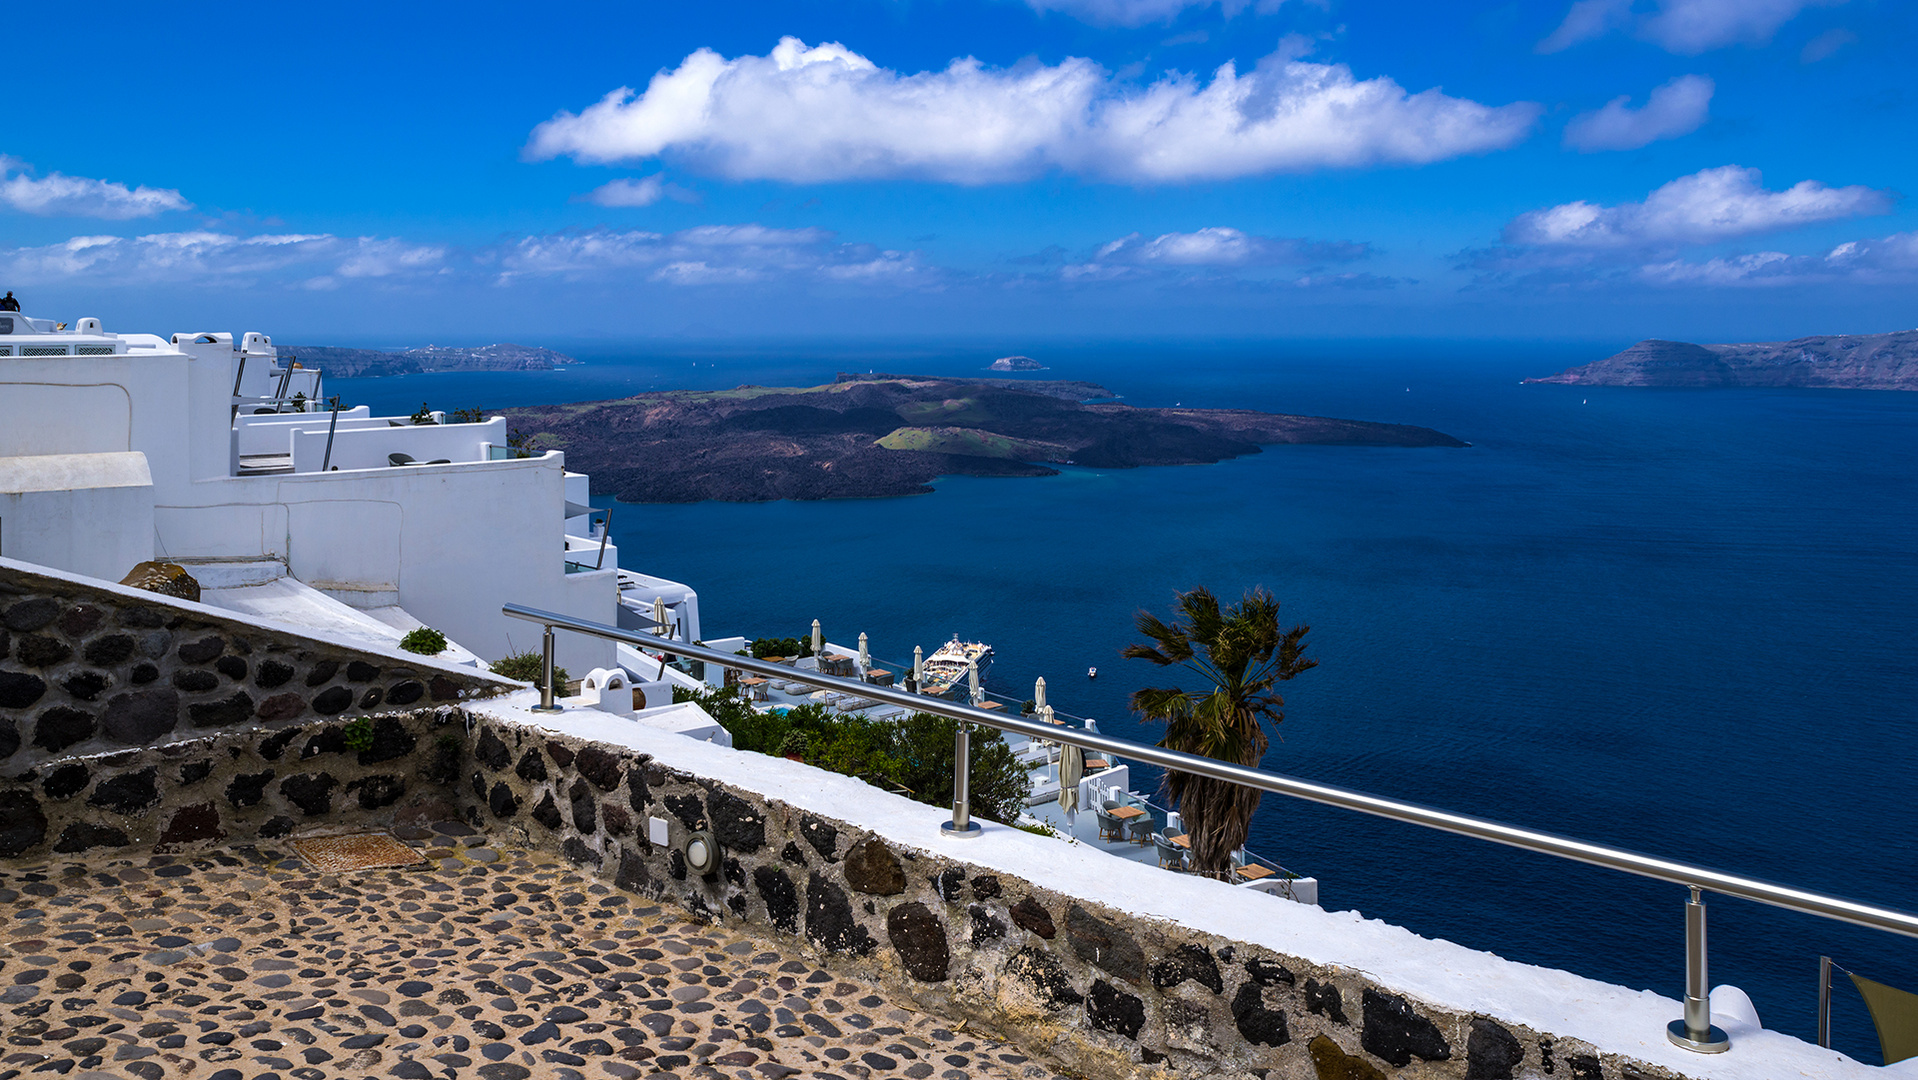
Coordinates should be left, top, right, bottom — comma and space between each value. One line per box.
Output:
2, 0, 1912, 344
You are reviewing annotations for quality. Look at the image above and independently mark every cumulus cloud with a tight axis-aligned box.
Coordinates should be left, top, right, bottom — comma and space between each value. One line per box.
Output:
1502, 166, 1892, 249
497, 224, 929, 287
1539, 0, 1845, 54
1564, 75, 1713, 151
583, 175, 699, 207
0, 157, 191, 219
0, 231, 444, 284
525, 37, 1538, 184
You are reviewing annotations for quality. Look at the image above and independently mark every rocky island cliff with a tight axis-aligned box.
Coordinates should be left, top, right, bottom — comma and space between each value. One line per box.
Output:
504, 372, 1466, 503
1525, 330, 1918, 390
282, 342, 577, 378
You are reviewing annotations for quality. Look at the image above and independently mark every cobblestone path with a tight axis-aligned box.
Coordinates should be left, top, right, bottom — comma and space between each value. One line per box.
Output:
0, 822, 1074, 1080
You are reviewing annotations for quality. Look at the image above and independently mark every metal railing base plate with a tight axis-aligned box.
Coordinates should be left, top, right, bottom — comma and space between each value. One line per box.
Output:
1666, 1020, 1730, 1054
940, 821, 984, 840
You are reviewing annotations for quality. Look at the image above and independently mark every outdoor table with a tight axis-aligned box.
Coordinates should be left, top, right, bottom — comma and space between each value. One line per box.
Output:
1234, 864, 1275, 881
1169, 834, 1191, 849
1108, 806, 1150, 844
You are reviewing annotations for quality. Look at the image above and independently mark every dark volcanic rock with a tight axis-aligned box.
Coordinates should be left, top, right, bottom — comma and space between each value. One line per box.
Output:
0, 789, 47, 857
1150, 944, 1223, 994
800, 814, 838, 861
1232, 982, 1291, 1048
844, 837, 905, 895
1305, 978, 1349, 1024
805, 873, 876, 955
574, 746, 624, 791
1065, 904, 1144, 983
885, 902, 951, 982
708, 789, 765, 852
280, 773, 338, 816
32, 706, 95, 752
1361, 989, 1451, 1067
1009, 897, 1055, 939
1088, 979, 1145, 1040
53, 821, 130, 853
89, 768, 160, 815
754, 866, 799, 932
1467, 1017, 1524, 1080
158, 802, 225, 849
43, 763, 89, 799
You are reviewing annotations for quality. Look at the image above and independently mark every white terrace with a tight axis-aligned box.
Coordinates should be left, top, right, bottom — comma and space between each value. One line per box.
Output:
0, 312, 698, 677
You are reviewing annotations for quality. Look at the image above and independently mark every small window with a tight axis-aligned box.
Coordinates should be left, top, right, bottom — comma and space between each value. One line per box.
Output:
0, 317, 12, 334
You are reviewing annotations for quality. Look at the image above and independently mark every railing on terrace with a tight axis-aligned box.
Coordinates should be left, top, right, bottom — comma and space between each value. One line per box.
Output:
502, 602, 1918, 1057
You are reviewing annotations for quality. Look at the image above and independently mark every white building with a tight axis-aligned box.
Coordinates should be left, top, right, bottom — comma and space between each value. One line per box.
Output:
0, 309, 698, 678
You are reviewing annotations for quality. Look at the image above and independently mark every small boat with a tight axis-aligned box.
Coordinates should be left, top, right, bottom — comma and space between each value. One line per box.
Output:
1087, 666, 1097, 679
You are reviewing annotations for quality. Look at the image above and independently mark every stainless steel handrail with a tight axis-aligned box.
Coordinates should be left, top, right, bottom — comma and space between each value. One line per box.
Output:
504, 601, 1918, 1052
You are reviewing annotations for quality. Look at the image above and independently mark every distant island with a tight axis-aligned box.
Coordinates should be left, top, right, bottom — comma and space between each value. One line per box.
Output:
1525, 330, 1918, 391
283, 343, 578, 378
504, 372, 1466, 503
989, 355, 1046, 371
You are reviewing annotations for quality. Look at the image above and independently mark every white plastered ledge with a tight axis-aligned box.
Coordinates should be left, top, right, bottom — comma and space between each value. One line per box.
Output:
479, 692, 1909, 1080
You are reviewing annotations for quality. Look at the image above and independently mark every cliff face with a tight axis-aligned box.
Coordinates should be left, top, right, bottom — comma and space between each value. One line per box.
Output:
1526, 330, 1918, 390
279, 343, 577, 378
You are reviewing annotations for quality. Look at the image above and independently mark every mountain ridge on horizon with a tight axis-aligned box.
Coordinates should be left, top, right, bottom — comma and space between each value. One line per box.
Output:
1526, 329, 1918, 391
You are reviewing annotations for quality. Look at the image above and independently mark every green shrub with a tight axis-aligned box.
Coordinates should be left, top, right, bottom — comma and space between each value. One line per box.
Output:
491, 651, 568, 688
750, 636, 812, 659
673, 684, 1029, 825
343, 717, 375, 752
410, 402, 438, 425
399, 627, 448, 655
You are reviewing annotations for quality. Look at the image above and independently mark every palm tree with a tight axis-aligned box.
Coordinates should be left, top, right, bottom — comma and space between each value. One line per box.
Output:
1124, 587, 1315, 879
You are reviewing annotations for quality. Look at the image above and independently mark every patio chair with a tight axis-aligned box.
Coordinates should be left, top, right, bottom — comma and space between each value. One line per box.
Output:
388, 452, 453, 467
1153, 834, 1187, 871
1095, 802, 1123, 842
1128, 816, 1155, 845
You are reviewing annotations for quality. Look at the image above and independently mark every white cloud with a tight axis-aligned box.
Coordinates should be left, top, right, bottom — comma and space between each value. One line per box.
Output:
497, 224, 929, 287
584, 175, 699, 207
0, 230, 443, 284
525, 37, 1538, 184
1540, 0, 1845, 54
1638, 232, 1918, 285
1564, 75, 1713, 151
1800, 27, 1855, 62
1092, 227, 1366, 266
0, 157, 191, 219
1503, 166, 1892, 249
1537, 0, 1631, 52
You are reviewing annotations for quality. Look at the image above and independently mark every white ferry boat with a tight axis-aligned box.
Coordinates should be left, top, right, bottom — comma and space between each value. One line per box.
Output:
918, 635, 992, 697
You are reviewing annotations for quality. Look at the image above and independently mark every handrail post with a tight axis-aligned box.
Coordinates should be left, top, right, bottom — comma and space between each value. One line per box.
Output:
1668, 886, 1730, 1052
941, 721, 981, 839
1818, 955, 1833, 1048
531, 624, 561, 712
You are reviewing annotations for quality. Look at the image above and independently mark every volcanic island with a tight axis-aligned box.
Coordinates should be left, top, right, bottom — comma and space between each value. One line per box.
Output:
501, 374, 1466, 503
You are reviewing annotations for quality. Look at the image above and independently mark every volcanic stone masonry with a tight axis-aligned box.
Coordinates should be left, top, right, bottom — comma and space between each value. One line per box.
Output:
0, 561, 1693, 1080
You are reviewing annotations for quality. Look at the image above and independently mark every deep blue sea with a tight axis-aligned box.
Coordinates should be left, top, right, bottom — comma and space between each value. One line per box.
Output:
336, 340, 1918, 1060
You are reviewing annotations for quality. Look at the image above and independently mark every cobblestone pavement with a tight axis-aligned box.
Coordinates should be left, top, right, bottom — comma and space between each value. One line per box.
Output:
0, 822, 1076, 1080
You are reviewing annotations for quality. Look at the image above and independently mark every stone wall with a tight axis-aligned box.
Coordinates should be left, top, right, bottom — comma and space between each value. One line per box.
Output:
0, 707, 468, 861
0, 560, 512, 778
457, 713, 1684, 1080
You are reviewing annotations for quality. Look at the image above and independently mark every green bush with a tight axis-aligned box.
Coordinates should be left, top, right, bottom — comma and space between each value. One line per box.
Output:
343, 717, 375, 752
491, 651, 568, 688
750, 636, 812, 659
409, 402, 438, 425
672, 686, 1027, 825
399, 627, 448, 655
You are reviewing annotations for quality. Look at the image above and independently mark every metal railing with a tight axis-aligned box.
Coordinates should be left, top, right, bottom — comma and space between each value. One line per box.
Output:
501, 602, 1918, 1055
